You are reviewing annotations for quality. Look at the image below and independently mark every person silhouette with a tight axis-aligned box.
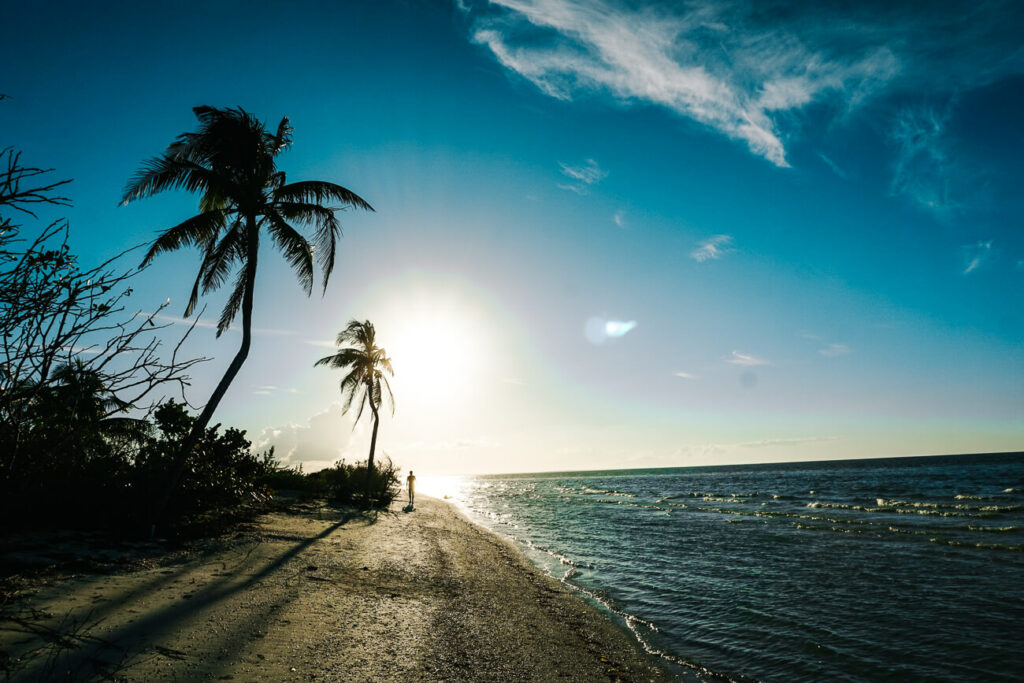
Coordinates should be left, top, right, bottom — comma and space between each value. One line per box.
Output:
406, 470, 416, 510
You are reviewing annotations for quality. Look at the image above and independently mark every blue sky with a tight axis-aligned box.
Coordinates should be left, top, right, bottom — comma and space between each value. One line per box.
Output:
3, 0, 1022, 474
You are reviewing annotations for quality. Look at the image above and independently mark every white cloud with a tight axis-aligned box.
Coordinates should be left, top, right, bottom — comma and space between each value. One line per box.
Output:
963, 240, 993, 275
463, 1, 1022, 169
613, 209, 626, 227
253, 403, 361, 469
673, 371, 695, 379
558, 158, 607, 193
728, 350, 768, 366
819, 343, 851, 357
465, 0, 905, 167
691, 234, 733, 262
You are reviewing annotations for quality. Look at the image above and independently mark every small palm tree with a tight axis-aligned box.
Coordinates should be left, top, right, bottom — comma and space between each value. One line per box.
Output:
45, 361, 150, 459
315, 320, 393, 500
122, 106, 372, 518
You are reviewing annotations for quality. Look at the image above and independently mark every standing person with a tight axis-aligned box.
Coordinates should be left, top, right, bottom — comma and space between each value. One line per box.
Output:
406, 470, 416, 510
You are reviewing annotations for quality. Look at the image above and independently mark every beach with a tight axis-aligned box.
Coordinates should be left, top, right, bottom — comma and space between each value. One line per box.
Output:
0, 496, 671, 681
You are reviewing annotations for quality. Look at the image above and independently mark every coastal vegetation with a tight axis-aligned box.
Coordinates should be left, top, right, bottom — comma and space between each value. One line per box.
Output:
121, 106, 374, 524
1, 103, 395, 540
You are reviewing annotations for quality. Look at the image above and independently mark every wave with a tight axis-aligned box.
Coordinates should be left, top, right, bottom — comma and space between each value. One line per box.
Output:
928, 538, 1024, 552
552, 570, 743, 682
557, 484, 637, 498
518, 537, 595, 570
876, 498, 1021, 513
793, 522, 864, 534
807, 500, 1017, 518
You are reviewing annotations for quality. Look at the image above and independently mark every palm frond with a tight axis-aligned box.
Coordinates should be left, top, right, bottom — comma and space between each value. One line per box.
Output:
275, 181, 374, 212
122, 156, 218, 205
265, 212, 314, 294
353, 388, 369, 425
140, 209, 226, 268
272, 116, 293, 154
216, 268, 248, 337
185, 237, 218, 318
380, 373, 395, 415
199, 220, 245, 294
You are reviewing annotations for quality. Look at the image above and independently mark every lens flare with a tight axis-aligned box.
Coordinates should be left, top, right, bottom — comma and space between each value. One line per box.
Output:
585, 316, 637, 344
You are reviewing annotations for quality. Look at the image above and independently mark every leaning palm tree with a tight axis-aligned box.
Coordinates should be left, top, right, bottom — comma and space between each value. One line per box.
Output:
315, 320, 393, 501
122, 106, 372, 517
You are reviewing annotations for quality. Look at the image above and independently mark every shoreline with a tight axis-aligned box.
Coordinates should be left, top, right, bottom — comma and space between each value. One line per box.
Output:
0, 495, 673, 681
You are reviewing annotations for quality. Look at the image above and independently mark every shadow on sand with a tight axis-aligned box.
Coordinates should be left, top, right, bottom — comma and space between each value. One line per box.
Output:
0, 505, 377, 680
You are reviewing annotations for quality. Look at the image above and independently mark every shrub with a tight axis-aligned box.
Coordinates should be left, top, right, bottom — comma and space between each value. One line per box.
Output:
313, 456, 400, 508
132, 400, 276, 522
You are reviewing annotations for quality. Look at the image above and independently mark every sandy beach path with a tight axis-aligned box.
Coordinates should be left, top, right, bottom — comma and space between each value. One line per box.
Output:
1, 496, 671, 681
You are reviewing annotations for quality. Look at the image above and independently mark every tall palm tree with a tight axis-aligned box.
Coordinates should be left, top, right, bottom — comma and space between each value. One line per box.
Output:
314, 320, 393, 498
122, 106, 372, 515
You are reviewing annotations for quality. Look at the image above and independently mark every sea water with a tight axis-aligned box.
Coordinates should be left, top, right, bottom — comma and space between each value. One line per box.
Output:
431, 453, 1024, 681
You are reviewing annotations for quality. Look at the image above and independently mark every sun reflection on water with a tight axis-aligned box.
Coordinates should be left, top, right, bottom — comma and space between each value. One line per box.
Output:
417, 475, 468, 504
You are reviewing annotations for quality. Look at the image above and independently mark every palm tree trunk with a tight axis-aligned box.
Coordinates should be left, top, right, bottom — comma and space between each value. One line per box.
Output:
149, 222, 259, 534
365, 398, 380, 505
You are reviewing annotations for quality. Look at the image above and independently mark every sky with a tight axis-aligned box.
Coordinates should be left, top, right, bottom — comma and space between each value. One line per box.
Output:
2, 0, 1022, 475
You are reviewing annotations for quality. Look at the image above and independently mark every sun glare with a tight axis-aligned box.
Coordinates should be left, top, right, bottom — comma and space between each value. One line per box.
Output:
381, 293, 487, 405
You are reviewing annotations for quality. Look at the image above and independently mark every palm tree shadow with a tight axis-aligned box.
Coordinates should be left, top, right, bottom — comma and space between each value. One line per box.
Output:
7, 508, 365, 680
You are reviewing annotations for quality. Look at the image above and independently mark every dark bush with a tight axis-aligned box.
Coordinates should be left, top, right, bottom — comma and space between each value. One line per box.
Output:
133, 400, 276, 523
312, 456, 400, 508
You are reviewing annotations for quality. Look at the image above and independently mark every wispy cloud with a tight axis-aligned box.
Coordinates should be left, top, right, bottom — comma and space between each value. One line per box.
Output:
305, 339, 338, 349
691, 234, 733, 262
462, 1, 1022, 168
673, 371, 695, 379
737, 436, 839, 449
819, 343, 851, 358
464, 1, 901, 167
889, 105, 957, 219
963, 240, 993, 275
558, 158, 607, 194
253, 385, 299, 396
612, 209, 626, 227
728, 350, 769, 366
818, 153, 848, 179
145, 312, 295, 337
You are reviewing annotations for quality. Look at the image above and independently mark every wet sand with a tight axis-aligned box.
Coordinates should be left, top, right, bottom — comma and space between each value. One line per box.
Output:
1, 496, 672, 681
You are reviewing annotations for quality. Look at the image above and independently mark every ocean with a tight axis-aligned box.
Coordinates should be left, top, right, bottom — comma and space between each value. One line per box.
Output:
427, 453, 1024, 681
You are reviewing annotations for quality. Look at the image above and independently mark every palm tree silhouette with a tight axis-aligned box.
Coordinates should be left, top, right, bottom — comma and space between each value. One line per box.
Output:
122, 106, 372, 518
315, 320, 393, 500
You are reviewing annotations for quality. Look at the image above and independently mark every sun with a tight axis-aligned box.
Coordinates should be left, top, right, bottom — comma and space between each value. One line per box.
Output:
378, 291, 488, 406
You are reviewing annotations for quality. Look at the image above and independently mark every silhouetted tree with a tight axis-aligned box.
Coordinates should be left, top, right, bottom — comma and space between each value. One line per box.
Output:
314, 319, 393, 501
122, 106, 373, 519
1, 135, 201, 483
